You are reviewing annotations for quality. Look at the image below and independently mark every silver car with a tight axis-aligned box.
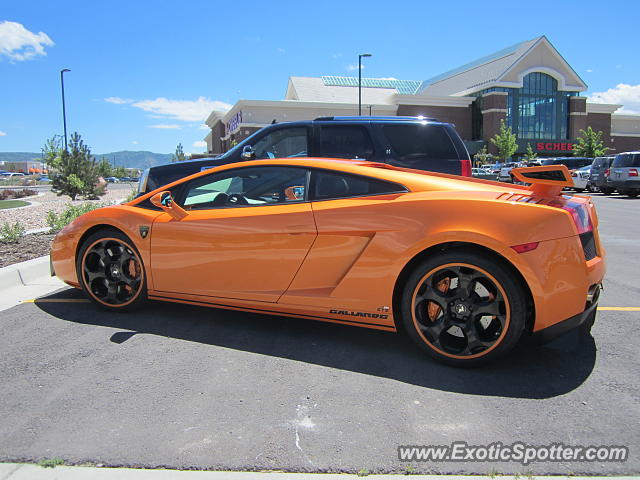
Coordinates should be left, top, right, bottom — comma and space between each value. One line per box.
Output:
589, 156, 615, 194
609, 152, 640, 198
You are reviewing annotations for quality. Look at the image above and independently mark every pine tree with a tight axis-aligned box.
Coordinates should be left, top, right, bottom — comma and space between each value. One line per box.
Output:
523, 143, 538, 162
50, 133, 103, 200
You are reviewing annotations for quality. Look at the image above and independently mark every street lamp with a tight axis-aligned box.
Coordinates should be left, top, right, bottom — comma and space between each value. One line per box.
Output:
358, 53, 372, 116
60, 68, 71, 151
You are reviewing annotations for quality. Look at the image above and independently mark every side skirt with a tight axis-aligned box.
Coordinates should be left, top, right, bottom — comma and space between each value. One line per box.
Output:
147, 293, 397, 332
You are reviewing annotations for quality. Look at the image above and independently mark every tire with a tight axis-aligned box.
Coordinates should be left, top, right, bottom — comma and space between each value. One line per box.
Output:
574, 188, 585, 193
76, 228, 147, 312
400, 250, 527, 367
627, 191, 639, 198
601, 187, 614, 195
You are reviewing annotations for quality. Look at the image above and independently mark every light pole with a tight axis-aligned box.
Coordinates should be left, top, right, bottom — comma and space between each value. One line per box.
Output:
358, 53, 372, 116
60, 68, 71, 151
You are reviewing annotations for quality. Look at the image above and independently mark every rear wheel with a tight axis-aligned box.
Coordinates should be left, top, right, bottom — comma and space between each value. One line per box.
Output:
76, 229, 147, 311
627, 191, 639, 198
601, 187, 614, 195
400, 250, 527, 367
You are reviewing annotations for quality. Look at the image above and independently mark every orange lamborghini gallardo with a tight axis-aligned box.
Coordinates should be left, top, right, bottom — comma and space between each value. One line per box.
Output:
50, 158, 605, 366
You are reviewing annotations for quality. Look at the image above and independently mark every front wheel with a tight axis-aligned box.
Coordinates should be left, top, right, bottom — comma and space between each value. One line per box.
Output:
627, 191, 639, 198
601, 187, 614, 195
76, 229, 147, 311
400, 250, 527, 367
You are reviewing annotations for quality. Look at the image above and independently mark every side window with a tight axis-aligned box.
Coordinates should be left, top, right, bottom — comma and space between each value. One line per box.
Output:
181, 166, 308, 209
383, 124, 458, 162
318, 125, 374, 159
252, 127, 308, 159
312, 170, 406, 200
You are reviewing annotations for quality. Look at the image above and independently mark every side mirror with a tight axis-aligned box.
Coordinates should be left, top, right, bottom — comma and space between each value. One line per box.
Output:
241, 145, 255, 161
150, 191, 188, 220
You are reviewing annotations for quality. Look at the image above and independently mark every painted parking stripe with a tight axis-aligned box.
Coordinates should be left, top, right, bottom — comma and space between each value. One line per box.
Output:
597, 307, 640, 311
23, 298, 89, 303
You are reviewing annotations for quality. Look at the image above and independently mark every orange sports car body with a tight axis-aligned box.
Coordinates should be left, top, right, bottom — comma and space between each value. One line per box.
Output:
50, 158, 605, 366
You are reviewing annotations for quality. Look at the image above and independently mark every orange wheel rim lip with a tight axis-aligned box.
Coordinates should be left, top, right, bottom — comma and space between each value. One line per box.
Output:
410, 262, 511, 360
81, 237, 144, 308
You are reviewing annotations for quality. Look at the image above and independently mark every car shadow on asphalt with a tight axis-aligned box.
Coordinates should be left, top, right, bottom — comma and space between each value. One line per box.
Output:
35, 288, 596, 400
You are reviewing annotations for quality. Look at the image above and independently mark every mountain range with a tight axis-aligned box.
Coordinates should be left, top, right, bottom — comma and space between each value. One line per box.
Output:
0, 150, 175, 170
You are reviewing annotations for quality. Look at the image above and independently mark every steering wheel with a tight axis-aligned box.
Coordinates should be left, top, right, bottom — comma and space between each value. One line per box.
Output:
226, 194, 249, 206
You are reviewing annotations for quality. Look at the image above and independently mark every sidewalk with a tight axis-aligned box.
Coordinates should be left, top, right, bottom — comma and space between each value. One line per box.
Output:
0, 464, 636, 480
0, 255, 66, 312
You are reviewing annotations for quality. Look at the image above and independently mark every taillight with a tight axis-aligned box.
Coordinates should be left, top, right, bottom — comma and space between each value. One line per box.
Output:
629, 168, 639, 177
604, 168, 610, 177
460, 159, 472, 177
548, 199, 593, 234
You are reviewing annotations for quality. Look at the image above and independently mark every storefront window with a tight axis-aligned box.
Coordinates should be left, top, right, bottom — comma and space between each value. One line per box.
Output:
511, 72, 570, 140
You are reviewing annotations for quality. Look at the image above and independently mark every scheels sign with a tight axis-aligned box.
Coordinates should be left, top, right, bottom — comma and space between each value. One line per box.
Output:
536, 142, 575, 152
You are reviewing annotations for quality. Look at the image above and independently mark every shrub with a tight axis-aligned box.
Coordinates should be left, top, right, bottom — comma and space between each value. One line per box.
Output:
0, 221, 25, 243
46, 202, 106, 233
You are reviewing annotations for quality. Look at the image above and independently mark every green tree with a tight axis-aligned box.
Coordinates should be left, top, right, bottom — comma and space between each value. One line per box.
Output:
473, 145, 494, 167
41, 135, 63, 171
573, 126, 609, 158
50, 133, 104, 200
113, 166, 127, 178
490, 119, 518, 161
171, 142, 186, 162
523, 143, 538, 162
96, 157, 113, 178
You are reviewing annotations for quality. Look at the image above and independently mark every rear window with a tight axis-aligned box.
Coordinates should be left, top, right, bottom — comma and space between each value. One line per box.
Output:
612, 154, 640, 168
592, 157, 613, 169
383, 124, 458, 161
541, 158, 592, 169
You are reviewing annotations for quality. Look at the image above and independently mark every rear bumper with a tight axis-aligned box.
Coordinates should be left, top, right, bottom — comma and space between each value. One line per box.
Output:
529, 283, 601, 343
610, 179, 640, 191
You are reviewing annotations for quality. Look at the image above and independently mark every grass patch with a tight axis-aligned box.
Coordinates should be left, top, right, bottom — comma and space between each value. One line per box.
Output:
0, 199, 29, 209
37, 458, 65, 468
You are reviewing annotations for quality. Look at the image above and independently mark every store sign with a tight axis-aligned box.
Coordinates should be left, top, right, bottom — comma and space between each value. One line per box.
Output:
226, 111, 242, 136
536, 142, 575, 152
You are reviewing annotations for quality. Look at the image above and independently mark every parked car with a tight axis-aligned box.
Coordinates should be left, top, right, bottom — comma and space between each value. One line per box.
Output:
38, 176, 52, 183
105, 177, 120, 183
570, 165, 591, 192
51, 158, 604, 367
609, 151, 640, 197
472, 167, 497, 180
498, 162, 518, 182
589, 156, 615, 194
1, 172, 25, 177
137, 116, 472, 194
540, 157, 593, 170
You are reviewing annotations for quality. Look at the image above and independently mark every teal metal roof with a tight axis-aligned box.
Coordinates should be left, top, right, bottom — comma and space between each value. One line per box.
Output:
321, 76, 421, 95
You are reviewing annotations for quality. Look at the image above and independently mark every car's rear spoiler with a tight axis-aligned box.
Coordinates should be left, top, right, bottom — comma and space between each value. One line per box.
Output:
511, 165, 573, 196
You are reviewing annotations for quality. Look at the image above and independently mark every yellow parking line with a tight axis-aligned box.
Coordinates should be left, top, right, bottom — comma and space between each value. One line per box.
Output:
23, 298, 90, 303
598, 307, 640, 311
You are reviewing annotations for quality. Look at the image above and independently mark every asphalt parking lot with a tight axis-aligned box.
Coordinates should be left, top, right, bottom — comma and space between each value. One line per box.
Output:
0, 192, 638, 475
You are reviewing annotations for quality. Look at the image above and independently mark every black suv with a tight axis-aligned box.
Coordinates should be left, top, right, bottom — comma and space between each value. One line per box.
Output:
138, 116, 471, 194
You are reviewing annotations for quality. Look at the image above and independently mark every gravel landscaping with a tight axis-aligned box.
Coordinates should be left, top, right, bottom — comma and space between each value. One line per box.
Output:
0, 185, 135, 268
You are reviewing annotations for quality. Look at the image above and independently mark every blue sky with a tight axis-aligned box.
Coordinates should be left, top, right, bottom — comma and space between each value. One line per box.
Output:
0, 0, 638, 154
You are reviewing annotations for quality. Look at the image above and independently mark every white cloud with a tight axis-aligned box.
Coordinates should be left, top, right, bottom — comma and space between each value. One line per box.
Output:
192, 141, 207, 148
131, 97, 232, 122
148, 124, 182, 129
347, 63, 363, 72
332, 53, 342, 59
586, 69, 593, 73
131, 140, 138, 144
0, 21, 54, 61
277, 47, 285, 53
587, 84, 640, 114
0, 130, 6, 136
105, 96, 133, 104
199, 124, 210, 130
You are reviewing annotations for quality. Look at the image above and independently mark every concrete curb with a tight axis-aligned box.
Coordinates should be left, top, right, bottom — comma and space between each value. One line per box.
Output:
0, 255, 51, 290
0, 465, 636, 480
